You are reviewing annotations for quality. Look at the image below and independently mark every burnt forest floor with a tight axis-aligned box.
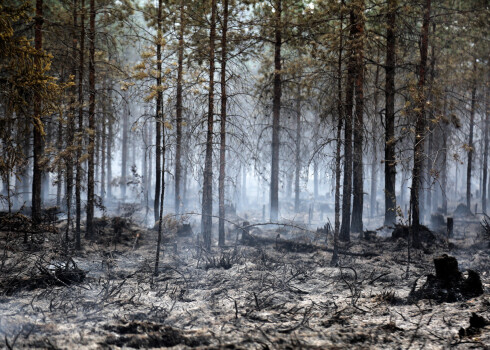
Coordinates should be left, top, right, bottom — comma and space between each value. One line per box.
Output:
0, 213, 489, 349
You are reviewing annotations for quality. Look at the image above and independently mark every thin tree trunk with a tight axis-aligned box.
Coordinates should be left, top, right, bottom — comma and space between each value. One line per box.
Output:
154, 0, 163, 223
441, 92, 448, 215
75, 0, 85, 249
218, 0, 229, 247
332, 1, 344, 265
66, 9, 77, 236
32, 0, 44, 224
56, 114, 63, 208
371, 48, 380, 219
351, 0, 365, 233
340, 5, 357, 242
467, 60, 477, 210
294, 86, 301, 213
121, 101, 128, 200
410, 0, 431, 245
313, 160, 318, 201
174, 0, 184, 215
483, 71, 489, 214
86, 0, 95, 238
100, 104, 106, 201
425, 23, 436, 214
202, 0, 217, 250
107, 108, 113, 200
384, 0, 397, 226
154, 134, 166, 276
270, 0, 282, 222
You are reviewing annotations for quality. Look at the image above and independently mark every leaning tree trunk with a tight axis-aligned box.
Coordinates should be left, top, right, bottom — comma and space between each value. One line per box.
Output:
218, 0, 229, 247
384, 0, 397, 226
409, 0, 431, 246
174, 0, 184, 216
466, 60, 477, 211
270, 0, 282, 222
201, 0, 217, 250
351, 0, 365, 233
86, 0, 95, 239
32, 0, 44, 225
339, 6, 357, 242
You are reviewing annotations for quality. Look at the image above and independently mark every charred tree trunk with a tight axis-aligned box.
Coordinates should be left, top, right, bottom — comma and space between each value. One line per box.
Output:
384, 0, 397, 226
107, 109, 113, 200
294, 86, 301, 213
467, 60, 477, 211
483, 72, 489, 214
174, 0, 184, 216
218, 0, 229, 247
313, 160, 318, 201
332, 1, 344, 265
86, 0, 95, 238
426, 23, 436, 213
121, 101, 128, 200
340, 6, 357, 242
65, 1, 77, 239
370, 48, 380, 219
201, 0, 217, 250
154, 0, 163, 223
351, 0, 365, 233
410, 0, 431, 245
270, 0, 282, 222
75, 0, 85, 249
441, 92, 448, 215
32, 0, 44, 224
56, 114, 63, 208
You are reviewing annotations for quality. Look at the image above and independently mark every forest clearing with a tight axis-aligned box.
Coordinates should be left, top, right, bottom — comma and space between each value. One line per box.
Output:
0, 0, 489, 348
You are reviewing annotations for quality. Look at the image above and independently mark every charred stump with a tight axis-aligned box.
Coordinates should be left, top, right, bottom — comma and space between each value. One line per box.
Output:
409, 254, 484, 303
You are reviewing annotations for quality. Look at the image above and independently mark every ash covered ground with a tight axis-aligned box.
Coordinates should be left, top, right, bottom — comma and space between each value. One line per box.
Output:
0, 211, 489, 349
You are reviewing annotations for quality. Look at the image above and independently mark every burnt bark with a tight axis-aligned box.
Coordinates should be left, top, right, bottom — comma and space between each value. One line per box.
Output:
270, 0, 282, 222
294, 86, 301, 214
384, 0, 397, 226
218, 0, 229, 247
466, 60, 477, 210
201, 0, 217, 250
86, 0, 95, 238
340, 6, 357, 242
75, 0, 85, 249
410, 0, 431, 245
174, 0, 184, 216
351, 0, 365, 233
332, 1, 344, 266
32, 0, 44, 225
154, 0, 163, 223
483, 71, 489, 214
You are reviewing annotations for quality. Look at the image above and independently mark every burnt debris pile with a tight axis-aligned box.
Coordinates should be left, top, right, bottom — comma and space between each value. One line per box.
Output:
453, 203, 474, 218
458, 313, 489, 338
391, 224, 436, 244
0, 256, 85, 295
409, 254, 483, 303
